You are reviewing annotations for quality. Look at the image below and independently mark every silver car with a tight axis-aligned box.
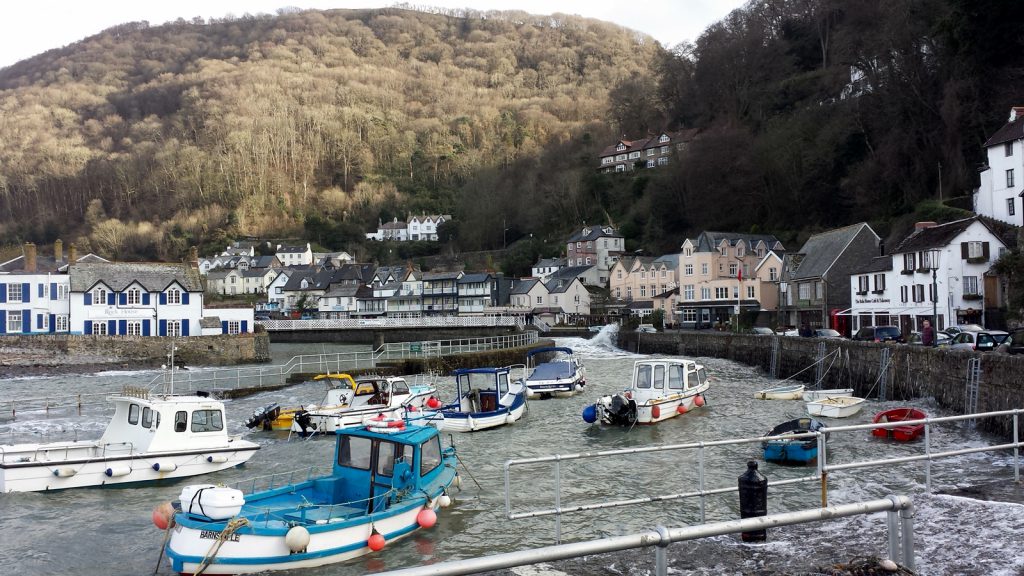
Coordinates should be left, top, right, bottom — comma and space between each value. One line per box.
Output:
949, 330, 1008, 352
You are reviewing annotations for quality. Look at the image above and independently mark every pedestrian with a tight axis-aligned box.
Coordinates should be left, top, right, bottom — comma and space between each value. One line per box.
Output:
921, 319, 934, 347
798, 323, 812, 337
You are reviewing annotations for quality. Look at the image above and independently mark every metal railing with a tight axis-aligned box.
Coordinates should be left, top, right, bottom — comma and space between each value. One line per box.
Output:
1, 392, 112, 420
259, 316, 523, 331
372, 496, 915, 576
504, 408, 1021, 542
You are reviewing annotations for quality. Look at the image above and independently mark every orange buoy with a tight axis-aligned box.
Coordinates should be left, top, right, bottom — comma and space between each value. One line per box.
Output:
676, 404, 688, 414
694, 395, 706, 407
651, 405, 661, 419
152, 502, 174, 530
368, 531, 386, 551
417, 508, 437, 528
426, 397, 442, 409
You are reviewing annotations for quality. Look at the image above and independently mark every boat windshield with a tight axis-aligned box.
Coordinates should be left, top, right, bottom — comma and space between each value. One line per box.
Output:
634, 364, 652, 389
668, 365, 684, 390
420, 436, 442, 476
498, 372, 509, 396
653, 365, 665, 389
697, 368, 708, 386
338, 436, 372, 469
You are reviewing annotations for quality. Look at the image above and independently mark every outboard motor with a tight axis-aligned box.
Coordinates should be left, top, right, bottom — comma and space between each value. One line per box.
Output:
294, 410, 317, 436
245, 403, 279, 430
606, 394, 637, 426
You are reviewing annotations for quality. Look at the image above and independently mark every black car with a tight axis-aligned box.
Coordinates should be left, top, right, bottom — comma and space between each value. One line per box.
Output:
851, 325, 904, 343
1003, 329, 1024, 354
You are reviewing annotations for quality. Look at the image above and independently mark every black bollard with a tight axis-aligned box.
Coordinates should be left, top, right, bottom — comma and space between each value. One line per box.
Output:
738, 460, 768, 542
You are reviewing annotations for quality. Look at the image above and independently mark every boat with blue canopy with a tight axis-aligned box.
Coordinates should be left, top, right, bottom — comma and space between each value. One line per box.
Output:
164, 420, 458, 574
424, 366, 527, 432
523, 346, 586, 399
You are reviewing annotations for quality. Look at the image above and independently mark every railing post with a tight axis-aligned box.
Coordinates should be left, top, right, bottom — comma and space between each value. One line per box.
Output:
899, 501, 916, 571
654, 525, 670, 576
554, 456, 562, 544
698, 443, 706, 523
886, 509, 900, 561
924, 423, 932, 492
1014, 412, 1020, 483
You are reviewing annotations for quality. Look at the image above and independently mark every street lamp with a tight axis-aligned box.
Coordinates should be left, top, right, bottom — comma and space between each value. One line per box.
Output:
926, 248, 941, 346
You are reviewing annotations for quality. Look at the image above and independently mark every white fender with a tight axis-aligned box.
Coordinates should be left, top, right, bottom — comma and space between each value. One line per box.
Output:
206, 454, 229, 464
53, 467, 77, 478
105, 465, 131, 477
152, 461, 178, 472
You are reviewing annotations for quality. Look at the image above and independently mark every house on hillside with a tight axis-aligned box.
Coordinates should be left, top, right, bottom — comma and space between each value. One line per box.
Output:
389, 268, 423, 317
609, 255, 678, 304
974, 106, 1024, 227
276, 243, 313, 267
779, 223, 880, 334
847, 217, 1008, 334
531, 258, 565, 281
422, 271, 462, 315
597, 130, 699, 173
565, 225, 625, 285
457, 273, 494, 315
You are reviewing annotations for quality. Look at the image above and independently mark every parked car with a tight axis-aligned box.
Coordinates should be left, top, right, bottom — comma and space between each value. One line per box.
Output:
750, 327, 774, 335
943, 324, 985, 338
1003, 330, 1024, 354
851, 325, 904, 343
636, 324, 657, 333
813, 329, 843, 339
948, 330, 1008, 352
906, 331, 951, 347
254, 313, 271, 321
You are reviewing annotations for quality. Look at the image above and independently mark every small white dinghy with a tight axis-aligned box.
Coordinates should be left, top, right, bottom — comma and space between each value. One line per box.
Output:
754, 384, 804, 400
805, 396, 865, 418
802, 388, 855, 402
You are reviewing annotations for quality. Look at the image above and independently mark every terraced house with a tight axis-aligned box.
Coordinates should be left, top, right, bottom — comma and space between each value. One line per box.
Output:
596, 129, 698, 173
565, 225, 625, 285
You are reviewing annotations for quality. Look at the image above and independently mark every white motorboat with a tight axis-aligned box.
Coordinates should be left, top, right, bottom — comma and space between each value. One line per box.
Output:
805, 396, 866, 418
424, 366, 527, 432
0, 387, 259, 493
524, 346, 586, 399
291, 376, 437, 437
754, 384, 805, 400
802, 388, 855, 402
583, 358, 710, 426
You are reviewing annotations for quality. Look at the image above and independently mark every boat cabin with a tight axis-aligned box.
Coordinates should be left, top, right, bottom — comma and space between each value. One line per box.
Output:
326, 425, 447, 513
313, 373, 357, 406
350, 377, 412, 407
452, 367, 511, 413
629, 359, 708, 401
97, 389, 233, 453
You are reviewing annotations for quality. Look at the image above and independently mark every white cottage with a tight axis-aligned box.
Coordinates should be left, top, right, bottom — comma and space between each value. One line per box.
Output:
974, 107, 1024, 226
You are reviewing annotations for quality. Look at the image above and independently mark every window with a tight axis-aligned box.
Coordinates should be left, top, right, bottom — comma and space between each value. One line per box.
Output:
1008, 169, 1015, 188
729, 263, 737, 276
684, 264, 693, 276
167, 320, 181, 337
1009, 198, 1016, 216
720, 247, 728, 257
40, 314, 49, 331
174, 411, 188, 432
747, 286, 755, 298
715, 287, 729, 299
857, 276, 870, 293
57, 284, 69, 300
127, 321, 142, 336
615, 287, 621, 298
191, 409, 224, 433
684, 285, 694, 300
815, 282, 823, 299
635, 364, 652, 388
601, 156, 612, 165
798, 283, 811, 300
646, 159, 655, 168
615, 154, 627, 162
141, 407, 153, 428
668, 365, 684, 389
616, 143, 626, 151
617, 270, 622, 279
653, 365, 665, 389
1006, 142, 1014, 157
166, 288, 181, 305
128, 404, 140, 425
657, 157, 669, 166
733, 286, 739, 298
8, 283, 22, 302
646, 148, 655, 156
901, 286, 908, 303
640, 286, 647, 297
737, 245, 745, 257
966, 241, 984, 259
585, 257, 591, 265
912, 284, 925, 302
873, 274, 886, 291
964, 275, 979, 295
420, 436, 442, 475
660, 145, 670, 154
701, 263, 708, 275
339, 436, 372, 469
93, 287, 108, 305
126, 288, 141, 305
56, 315, 69, 331
769, 267, 777, 281
682, 308, 697, 322
628, 151, 640, 159
536, 296, 542, 305
92, 321, 107, 335
902, 253, 915, 272
701, 287, 711, 300
227, 321, 240, 335
614, 164, 625, 172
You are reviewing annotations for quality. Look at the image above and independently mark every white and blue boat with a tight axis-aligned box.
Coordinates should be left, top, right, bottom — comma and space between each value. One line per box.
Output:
582, 358, 709, 426
165, 420, 458, 574
426, 366, 527, 432
762, 417, 827, 465
523, 346, 586, 399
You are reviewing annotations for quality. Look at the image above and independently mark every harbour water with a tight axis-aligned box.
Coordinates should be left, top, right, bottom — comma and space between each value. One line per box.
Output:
1, 329, 1022, 575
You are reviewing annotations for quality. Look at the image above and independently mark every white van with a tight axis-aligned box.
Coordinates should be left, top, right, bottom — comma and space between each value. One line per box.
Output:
636, 324, 656, 333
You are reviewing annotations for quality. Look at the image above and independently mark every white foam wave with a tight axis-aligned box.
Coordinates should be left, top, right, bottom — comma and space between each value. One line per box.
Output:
554, 324, 646, 359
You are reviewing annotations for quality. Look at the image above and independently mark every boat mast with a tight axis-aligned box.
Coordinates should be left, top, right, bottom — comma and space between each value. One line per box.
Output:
164, 340, 178, 396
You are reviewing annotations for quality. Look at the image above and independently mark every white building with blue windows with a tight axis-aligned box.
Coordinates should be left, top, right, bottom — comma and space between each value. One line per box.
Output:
0, 241, 99, 335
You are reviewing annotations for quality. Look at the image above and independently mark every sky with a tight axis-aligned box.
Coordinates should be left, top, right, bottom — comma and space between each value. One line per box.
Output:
0, 1, 747, 69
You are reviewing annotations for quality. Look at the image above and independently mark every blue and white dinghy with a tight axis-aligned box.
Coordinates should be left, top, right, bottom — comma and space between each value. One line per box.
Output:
523, 346, 586, 399
425, 366, 528, 432
164, 421, 458, 574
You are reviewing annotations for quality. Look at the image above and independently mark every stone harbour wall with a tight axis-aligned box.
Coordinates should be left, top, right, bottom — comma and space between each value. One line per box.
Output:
0, 332, 271, 372
618, 331, 1024, 439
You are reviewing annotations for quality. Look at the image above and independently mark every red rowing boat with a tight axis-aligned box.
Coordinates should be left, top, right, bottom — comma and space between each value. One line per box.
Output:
872, 407, 927, 441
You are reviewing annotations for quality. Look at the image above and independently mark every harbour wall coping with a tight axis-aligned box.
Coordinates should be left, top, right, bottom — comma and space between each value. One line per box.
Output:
617, 331, 1024, 439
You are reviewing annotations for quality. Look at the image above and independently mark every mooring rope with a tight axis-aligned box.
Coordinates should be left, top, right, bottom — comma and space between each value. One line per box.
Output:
194, 517, 249, 575
777, 348, 840, 384
151, 515, 175, 576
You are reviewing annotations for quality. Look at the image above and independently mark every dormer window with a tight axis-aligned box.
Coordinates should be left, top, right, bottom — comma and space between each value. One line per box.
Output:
126, 287, 141, 305
720, 247, 728, 257
616, 143, 626, 151
659, 134, 669, 143
166, 288, 182, 305
93, 287, 108, 305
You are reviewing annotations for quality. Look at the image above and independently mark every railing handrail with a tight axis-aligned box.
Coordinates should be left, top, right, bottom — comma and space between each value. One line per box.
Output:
371, 496, 915, 576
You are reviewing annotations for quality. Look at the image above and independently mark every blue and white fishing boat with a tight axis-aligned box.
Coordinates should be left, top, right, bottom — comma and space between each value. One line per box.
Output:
164, 421, 458, 574
762, 417, 827, 465
523, 346, 586, 399
425, 366, 527, 432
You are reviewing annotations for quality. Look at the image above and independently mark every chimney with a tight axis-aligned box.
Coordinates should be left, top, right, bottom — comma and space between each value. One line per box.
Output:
68, 243, 78, 264
54, 239, 63, 263
188, 246, 199, 264
24, 243, 37, 272
1010, 107, 1024, 122
914, 221, 937, 232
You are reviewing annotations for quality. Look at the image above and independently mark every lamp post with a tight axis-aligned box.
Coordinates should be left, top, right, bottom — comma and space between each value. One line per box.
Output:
926, 248, 941, 346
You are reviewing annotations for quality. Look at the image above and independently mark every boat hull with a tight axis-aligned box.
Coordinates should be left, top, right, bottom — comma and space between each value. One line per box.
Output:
802, 388, 855, 402
432, 398, 526, 432
763, 441, 818, 465
0, 440, 259, 493
805, 397, 865, 418
872, 408, 927, 441
292, 388, 435, 437
754, 385, 804, 400
595, 387, 708, 426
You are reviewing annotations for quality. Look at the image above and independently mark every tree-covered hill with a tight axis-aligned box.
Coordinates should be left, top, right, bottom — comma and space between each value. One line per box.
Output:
0, 6, 661, 259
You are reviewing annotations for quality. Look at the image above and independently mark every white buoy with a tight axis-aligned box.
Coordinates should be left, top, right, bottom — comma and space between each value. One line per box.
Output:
438, 494, 452, 508
152, 462, 178, 472
53, 467, 77, 478
206, 455, 228, 464
105, 465, 131, 477
285, 526, 310, 552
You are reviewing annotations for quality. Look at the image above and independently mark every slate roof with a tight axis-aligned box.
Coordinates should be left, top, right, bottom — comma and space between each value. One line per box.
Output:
533, 258, 563, 269
789, 223, 878, 281
509, 278, 540, 295
983, 111, 1024, 148
422, 271, 462, 281
69, 262, 203, 292
282, 269, 335, 291
856, 256, 894, 274
567, 226, 623, 242
458, 273, 492, 284
549, 265, 593, 281
277, 244, 309, 253
653, 287, 680, 299
690, 231, 783, 253
596, 129, 699, 158
323, 284, 360, 298
1, 252, 106, 274
624, 300, 654, 310
545, 277, 578, 294
242, 268, 275, 278
891, 217, 982, 254
252, 255, 279, 268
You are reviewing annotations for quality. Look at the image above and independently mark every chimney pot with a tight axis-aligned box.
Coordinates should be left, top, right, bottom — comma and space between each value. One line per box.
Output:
54, 239, 63, 263
24, 243, 37, 272
914, 221, 938, 232
68, 244, 78, 264
1011, 107, 1024, 122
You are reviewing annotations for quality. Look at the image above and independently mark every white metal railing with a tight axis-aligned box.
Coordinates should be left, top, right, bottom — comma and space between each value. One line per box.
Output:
260, 316, 524, 331
372, 496, 916, 576
504, 408, 1021, 542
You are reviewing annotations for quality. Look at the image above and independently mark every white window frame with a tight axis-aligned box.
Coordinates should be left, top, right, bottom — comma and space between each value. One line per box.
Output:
684, 264, 693, 276
684, 285, 694, 300
1007, 169, 1015, 188
873, 274, 886, 291
167, 320, 182, 337
715, 287, 729, 299
967, 242, 984, 259
7, 310, 22, 332
701, 263, 708, 275
701, 287, 711, 300
127, 321, 142, 336
58, 284, 70, 300
8, 283, 22, 303
746, 285, 755, 299
228, 321, 241, 335
682, 308, 697, 322
93, 321, 108, 335
126, 288, 141, 305
56, 315, 69, 332
167, 288, 182, 305
1008, 198, 1016, 216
